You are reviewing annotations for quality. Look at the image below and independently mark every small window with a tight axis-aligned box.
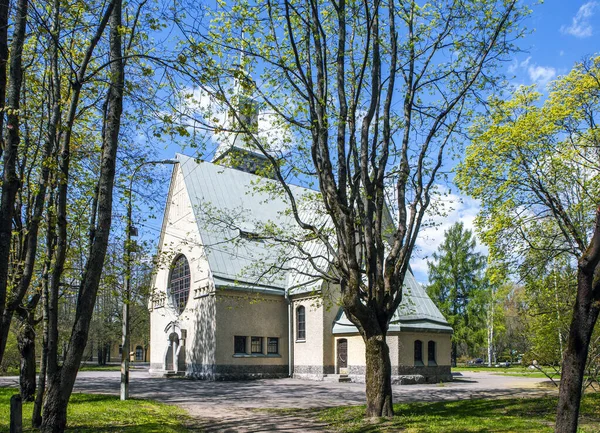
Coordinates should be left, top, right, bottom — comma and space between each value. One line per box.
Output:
118, 344, 123, 355
135, 346, 144, 361
428, 340, 436, 365
296, 306, 306, 340
267, 337, 279, 354
414, 340, 423, 366
251, 337, 263, 354
234, 336, 247, 354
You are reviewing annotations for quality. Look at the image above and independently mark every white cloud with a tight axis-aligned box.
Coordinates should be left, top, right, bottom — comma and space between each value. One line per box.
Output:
410, 188, 486, 284
561, 2, 598, 38
519, 56, 531, 69
527, 65, 557, 88
506, 56, 556, 88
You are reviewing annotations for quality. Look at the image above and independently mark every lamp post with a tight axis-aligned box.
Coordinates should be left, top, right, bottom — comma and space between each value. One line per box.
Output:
121, 158, 178, 401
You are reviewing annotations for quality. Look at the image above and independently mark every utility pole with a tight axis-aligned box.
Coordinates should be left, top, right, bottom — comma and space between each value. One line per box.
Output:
121, 158, 178, 400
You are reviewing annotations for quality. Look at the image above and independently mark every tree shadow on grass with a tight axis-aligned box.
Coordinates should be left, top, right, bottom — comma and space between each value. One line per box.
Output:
62, 422, 188, 433
316, 397, 564, 433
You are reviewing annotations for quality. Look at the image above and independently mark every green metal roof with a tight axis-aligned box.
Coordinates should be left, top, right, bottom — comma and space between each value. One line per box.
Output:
176, 153, 451, 333
177, 153, 310, 292
331, 270, 452, 334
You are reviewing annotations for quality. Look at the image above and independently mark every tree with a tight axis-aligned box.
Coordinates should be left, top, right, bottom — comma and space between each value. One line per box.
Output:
521, 256, 575, 366
0, 0, 29, 364
41, 0, 125, 430
456, 56, 600, 433
426, 222, 487, 365
172, 0, 526, 417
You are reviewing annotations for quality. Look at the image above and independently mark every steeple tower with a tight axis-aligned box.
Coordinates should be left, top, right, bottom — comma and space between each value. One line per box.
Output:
213, 62, 271, 177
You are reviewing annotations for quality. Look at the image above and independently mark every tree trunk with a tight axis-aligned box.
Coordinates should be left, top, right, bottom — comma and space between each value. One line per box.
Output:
364, 334, 393, 417
0, 0, 28, 365
451, 341, 457, 367
487, 299, 494, 367
33, 190, 55, 428
0, 0, 9, 158
555, 269, 600, 433
16, 310, 36, 401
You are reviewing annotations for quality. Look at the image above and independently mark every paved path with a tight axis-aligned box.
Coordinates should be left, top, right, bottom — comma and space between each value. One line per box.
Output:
0, 370, 557, 432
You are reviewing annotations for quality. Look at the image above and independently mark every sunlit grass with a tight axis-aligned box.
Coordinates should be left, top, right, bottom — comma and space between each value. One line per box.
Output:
0, 387, 194, 432
453, 365, 560, 379
316, 394, 600, 433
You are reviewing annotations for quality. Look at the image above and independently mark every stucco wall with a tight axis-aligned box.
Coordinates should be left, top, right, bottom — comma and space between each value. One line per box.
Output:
150, 164, 215, 373
335, 334, 399, 369
291, 295, 329, 378
213, 290, 288, 370
321, 284, 340, 372
398, 331, 452, 367
333, 331, 452, 383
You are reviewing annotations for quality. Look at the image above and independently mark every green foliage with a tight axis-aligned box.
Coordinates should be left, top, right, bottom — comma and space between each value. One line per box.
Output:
0, 331, 19, 374
426, 222, 488, 358
0, 388, 191, 432
456, 54, 600, 370
456, 56, 600, 266
315, 394, 600, 432
521, 261, 576, 365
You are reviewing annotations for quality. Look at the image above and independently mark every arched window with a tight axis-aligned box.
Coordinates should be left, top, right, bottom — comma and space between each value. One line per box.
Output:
414, 340, 423, 366
296, 306, 306, 341
428, 340, 436, 365
135, 346, 144, 361
169, 255, 190, 314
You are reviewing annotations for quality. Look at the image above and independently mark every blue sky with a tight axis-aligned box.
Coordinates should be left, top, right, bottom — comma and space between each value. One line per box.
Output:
508, 0, 600, 89
144, 0, 600, 285
409, 0, 600, 283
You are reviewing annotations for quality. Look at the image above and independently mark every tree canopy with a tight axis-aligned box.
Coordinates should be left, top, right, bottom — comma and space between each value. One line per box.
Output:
456, 55, 600, 433
426, 222, 487, 364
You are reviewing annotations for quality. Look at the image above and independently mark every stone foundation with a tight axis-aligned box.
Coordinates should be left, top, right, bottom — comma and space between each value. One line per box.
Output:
347, 365, 452, 384
152, 362, 451, 383
185, 363, 288, 380
292, 364, 334, 380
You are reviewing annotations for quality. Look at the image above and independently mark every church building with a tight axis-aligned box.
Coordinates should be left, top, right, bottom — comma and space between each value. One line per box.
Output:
148, 87, 453, 384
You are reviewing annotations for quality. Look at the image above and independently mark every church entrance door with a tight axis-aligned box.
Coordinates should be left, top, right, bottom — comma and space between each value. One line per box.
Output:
166, 332, 179, 371
337, 339, 348, 373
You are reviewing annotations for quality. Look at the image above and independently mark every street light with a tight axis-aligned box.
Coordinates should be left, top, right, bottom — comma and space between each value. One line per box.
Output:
121, 158, 179, 401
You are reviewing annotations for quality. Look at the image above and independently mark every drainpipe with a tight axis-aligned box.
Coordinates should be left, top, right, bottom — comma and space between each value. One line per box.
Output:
285, 289, 293, 378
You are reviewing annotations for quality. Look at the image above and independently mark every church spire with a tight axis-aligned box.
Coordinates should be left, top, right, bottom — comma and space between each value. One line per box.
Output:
213, 56, 271, 177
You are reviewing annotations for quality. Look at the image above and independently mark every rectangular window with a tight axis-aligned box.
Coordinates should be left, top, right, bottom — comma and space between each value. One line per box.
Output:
267, 337, 279, 354
251, 336, 263, 354
428, 340, 436, 365
234, 336, 247, 354
297, 306, 306, 340
414, 340, 423, 366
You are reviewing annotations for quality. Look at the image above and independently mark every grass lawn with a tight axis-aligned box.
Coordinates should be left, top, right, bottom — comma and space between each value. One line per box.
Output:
79, 364, 128, 372
0, 387, 193, 432
1, 364, 141, 375
452, 366, 560, 379
316, 394, 600, 433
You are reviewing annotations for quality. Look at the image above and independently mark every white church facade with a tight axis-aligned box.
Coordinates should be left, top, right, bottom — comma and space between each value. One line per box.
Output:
148, 150, 454, 383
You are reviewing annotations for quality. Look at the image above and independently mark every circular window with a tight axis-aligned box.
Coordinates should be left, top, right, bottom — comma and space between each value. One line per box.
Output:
169, 255, 190, 315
